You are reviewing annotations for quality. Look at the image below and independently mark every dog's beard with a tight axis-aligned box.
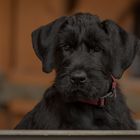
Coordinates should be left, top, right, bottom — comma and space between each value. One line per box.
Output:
54, 73, 102, 102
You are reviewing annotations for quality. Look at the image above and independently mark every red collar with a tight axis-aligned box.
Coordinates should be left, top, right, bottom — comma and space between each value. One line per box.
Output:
79, 76, 117, 107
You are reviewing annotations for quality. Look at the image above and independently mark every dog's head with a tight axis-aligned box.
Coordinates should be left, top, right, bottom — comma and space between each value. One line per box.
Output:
32, 13, 139, 101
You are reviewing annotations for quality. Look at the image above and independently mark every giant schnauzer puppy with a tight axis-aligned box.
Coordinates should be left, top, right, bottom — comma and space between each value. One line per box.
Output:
15, 13, 140, 130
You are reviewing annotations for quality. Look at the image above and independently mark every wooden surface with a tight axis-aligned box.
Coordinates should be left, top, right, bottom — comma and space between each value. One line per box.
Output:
0, 130, 140, 140
0, 0, 134, 85
0, 130, 140, 136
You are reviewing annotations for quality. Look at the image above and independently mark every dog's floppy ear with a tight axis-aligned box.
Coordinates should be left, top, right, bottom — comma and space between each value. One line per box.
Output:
101, 20, 140, 79
31, 17, 66, 73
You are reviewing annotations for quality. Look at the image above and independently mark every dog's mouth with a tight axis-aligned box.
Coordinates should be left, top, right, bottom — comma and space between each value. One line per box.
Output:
55, 70, 109, 102
71, 87, 88, 93
62, 87, 95, 102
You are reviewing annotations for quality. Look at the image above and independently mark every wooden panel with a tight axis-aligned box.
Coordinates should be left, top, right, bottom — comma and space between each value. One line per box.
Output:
74, 0, 132, 20
0, 0, 12, 73
8, 0, 65, 85
0, 130, 140, 140
0, 0, 134, 85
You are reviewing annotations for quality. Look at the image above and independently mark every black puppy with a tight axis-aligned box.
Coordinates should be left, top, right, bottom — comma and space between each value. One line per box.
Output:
15, 13, 140, 130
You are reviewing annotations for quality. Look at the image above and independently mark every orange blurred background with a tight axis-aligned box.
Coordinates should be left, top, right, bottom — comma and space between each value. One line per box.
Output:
0, 0, 140, 129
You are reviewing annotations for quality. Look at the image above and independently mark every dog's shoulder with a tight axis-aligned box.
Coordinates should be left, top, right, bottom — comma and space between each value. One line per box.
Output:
32, 86, 62, 129
15, 87, 61, 129
43, 86, 58, 101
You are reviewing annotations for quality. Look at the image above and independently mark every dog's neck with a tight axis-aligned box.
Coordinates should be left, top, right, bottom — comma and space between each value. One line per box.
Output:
79, 76, 117, 107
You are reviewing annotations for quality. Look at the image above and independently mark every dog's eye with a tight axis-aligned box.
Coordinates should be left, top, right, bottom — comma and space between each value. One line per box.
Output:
59, 42, 71, 51
89, 46, 101, 53
94, 46, 101, 52
86, 41, 101, 53
63, 45, 71, 51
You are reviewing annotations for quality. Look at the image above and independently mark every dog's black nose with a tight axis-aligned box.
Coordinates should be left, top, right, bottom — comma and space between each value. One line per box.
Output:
70, 71, 87, 84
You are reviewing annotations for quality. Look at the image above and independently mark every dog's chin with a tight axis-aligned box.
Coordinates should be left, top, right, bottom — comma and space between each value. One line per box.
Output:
60, 88, 96, 103
55, 79, 101, 102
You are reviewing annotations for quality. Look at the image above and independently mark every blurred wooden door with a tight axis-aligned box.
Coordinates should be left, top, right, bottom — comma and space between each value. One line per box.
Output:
0, 0, 132, 86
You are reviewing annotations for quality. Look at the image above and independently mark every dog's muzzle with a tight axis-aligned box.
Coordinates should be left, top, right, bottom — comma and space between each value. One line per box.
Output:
70, 70, 87, 85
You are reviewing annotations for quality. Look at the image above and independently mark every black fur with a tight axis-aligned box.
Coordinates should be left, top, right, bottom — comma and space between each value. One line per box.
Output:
15, 13, 140, 130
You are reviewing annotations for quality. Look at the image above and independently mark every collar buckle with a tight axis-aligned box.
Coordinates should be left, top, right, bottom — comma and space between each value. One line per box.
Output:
98, 98, 106, 107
